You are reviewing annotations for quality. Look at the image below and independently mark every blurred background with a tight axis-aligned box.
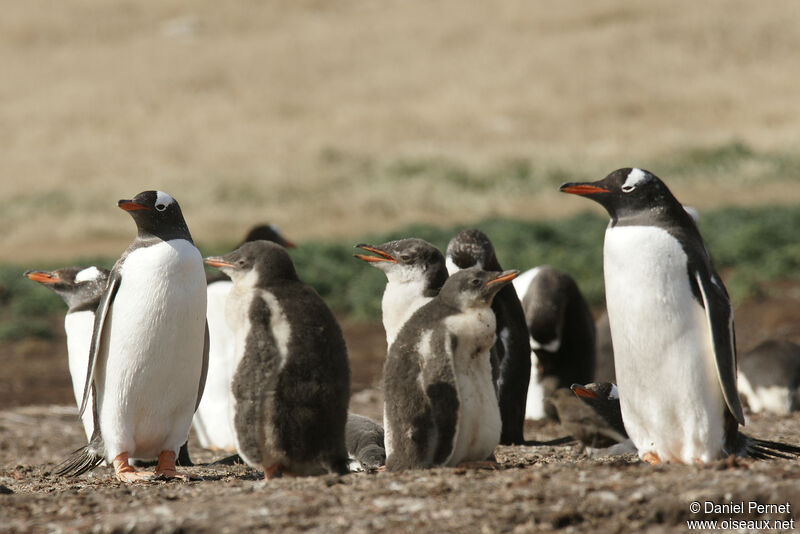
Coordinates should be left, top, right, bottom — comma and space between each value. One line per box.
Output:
2, 0, 800, 406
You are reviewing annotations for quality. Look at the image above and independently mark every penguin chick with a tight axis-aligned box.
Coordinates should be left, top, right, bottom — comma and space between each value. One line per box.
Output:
196, 223, 296, 453
384, 267, 518, 471
205, 240, 350, 478
354, 239, 448, 348
445, 229, 531, 445
24, 266, 110, 440
738, 340, 800, 415
345, 413, 386, 471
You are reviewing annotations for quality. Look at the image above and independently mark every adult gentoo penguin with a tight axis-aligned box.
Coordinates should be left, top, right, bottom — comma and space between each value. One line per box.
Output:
205, 241, 350, 477
515, 266, 596, 420
561, 168, 800, 463
354, 239, 448, 348
24, 266, 110, 440
56, 191, 209, 481
384, 267, 518, 471
445, 229, 530, 445
195, 223, 295, 452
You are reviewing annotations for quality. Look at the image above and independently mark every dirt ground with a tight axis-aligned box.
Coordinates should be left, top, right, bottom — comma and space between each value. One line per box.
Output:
2, 292, 800, 533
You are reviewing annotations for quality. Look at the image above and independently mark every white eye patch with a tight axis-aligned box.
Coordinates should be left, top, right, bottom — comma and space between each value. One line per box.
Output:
154, 191, 175, 211
608, 383, 620, 400
75, 266, 102, 283
622, 168, 649, 193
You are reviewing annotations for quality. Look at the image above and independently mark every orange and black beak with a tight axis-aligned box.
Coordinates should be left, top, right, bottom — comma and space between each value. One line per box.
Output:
283, 238, 297, 249
204, 257, 235, 269
559, 183, 610, 196
24, 270, 60, 284
486, 269, 519, 287
570, 384, 598, 399
354, 244, 397, 264
118, 199, 149, 211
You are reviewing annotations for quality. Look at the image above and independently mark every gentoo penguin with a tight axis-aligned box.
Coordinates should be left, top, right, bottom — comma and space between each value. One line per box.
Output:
345, 413, 386, 471
513, 266, 595, 420
738, 340, 800, 415
24, 266, 110, 440
384, 267, 518, 471
195, 223, 296, 452
354, 239, 448, 348
445, 229, 531, 445
561, 168, 800, 463
205, 240, 350, 478
548, 383, 630, 450
56, 191, 209, 481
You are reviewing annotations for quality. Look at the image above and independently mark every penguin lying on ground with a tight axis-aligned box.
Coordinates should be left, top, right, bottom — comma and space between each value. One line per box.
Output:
548, 383, 634, 456
205, 240, 350, 478
445, 229, 531, 445
561, 168, 800, 463
738, 340, 800, 415
354, 239, 448, 349
24, 266, 109, 440
195, 223, 295, 453
345, 414, 386, 472
56, 191, 209, 481
384, 267, 518, 471
513, 266, 596, 420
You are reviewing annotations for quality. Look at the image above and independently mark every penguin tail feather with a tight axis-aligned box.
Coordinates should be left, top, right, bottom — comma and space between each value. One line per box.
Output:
739, 433, 800, 460
54, 445, 103, 477
521, 436, 575, 447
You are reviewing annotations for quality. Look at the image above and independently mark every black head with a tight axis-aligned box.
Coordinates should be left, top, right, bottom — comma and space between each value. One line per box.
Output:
571, 382, 619, 402
24, 266, 110, 310
205, 240, 299, 287
118, 190, 193, 242
560, 168, 688, 227
354, 238, 447, 289
438, 267, 519, 310
445, 228, 502, 274
240, 224, 296, 249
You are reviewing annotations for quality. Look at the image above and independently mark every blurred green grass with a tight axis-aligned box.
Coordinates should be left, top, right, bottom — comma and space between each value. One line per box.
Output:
3, 205, 799, 341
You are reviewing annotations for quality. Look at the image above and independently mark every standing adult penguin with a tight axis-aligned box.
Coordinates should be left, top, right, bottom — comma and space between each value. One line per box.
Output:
195, 224, 295, 452
561, 168, 800, 463
205, 241, 350, 478
56, 191, 209, 481
384, 267, 518, 471
24, 266, 110, 440
514, 266, 596, 420
445, 229, 530, 445
354, 239, 448, 348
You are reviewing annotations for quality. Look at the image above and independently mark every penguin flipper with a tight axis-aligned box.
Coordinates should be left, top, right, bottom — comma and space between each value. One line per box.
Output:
423, 334, 461, 466
194, 322, 210, 412
694, 269, 745, 425
79, 269, 121, 417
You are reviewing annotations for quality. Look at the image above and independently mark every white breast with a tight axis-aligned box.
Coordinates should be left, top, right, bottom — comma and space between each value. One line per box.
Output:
193, 280, 237, 451
97, 240, 207, 461
604, 225, 726, 463
382, 277, 432, 348
443, 308, 501, 465
512, 266, 542, 301
64, 310, 96, 440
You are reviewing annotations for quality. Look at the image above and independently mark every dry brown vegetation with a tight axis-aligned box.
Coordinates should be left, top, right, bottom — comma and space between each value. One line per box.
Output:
3, 0, 800, 261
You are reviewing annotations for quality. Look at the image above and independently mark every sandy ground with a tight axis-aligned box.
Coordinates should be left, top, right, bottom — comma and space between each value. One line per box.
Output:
4, 1, 800, 261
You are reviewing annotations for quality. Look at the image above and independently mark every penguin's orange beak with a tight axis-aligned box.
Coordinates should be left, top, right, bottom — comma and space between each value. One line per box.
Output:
559, 183, 610, 195
204, 257, 234, 268
118, 200, 149, 211
24, 270, 60, 284
354, 244, 397, 263
571, 384, 598, 399
486, 270, 519, 287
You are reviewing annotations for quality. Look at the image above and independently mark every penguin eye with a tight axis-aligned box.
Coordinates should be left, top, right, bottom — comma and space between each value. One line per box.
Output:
237, 259, 246, 267
399, 254, 411, 262
470, 278, 481, 287
155, 203, 167, 212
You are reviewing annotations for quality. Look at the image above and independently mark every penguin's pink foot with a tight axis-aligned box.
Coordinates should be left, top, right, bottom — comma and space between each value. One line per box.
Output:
113, 452, 154, 483
642, 452, 662, 465
154, 450, 189, 480
263, 463, 283, 480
